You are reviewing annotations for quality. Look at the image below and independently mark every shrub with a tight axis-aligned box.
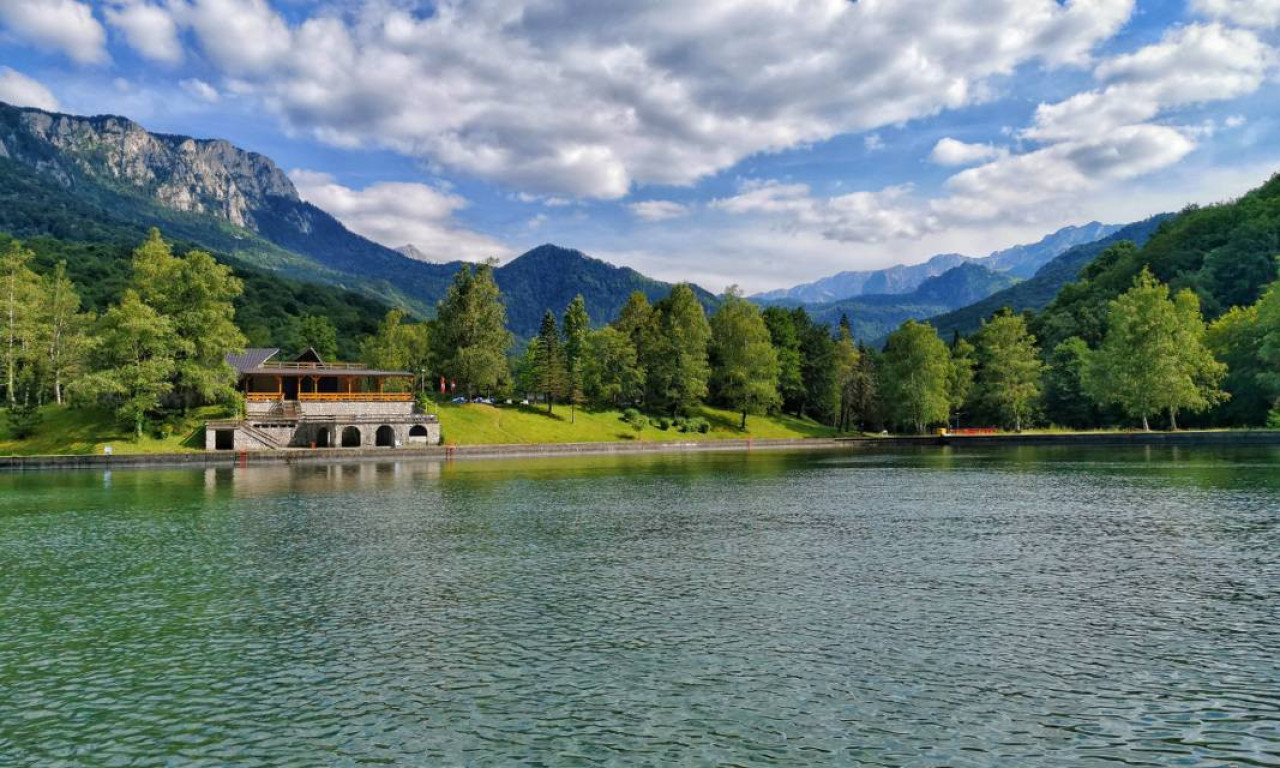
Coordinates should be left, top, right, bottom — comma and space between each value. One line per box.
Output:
4, 398, 41, 440
657, 416, 672, 430
622, 408, 641, 424
1268, 408, 1280, 429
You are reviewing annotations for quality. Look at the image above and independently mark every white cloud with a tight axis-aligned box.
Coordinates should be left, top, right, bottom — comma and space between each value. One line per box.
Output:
629, 200, 690, 221
1193, 0, 1280, 29
104, 1, 182, 63
929, 138, 1004, 166
169, 0, 291, 76
711, 180, 937, 243
163, 0, 1134, 199
864, 133, 885, 152
288, 169, 512, 262
0, 0, 107, 64
934, 125, 1196, 222
0, 67, 59, 110
1025, 24, 1272, 142
180, 78, 218, 103
711, 19, 1275, 245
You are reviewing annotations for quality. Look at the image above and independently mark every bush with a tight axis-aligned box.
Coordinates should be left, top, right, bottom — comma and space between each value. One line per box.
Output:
4, 398, 41, 439
677, 416, 709, 434
657, 416, 672, 430
1268, 408, 1280, 429
622, 407, 642, 424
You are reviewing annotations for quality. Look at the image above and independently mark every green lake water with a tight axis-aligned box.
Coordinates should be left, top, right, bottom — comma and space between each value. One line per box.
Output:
2, 446, 1279, 766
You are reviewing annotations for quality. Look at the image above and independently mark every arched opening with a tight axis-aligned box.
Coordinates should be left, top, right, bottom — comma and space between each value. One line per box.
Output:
407, 425, 429, 444
341, 426, 362, 448
316, 427, 333, 448
375, 425, 396, 448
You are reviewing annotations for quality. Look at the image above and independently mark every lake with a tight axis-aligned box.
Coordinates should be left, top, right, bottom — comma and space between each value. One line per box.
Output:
2, 446, 1279, 766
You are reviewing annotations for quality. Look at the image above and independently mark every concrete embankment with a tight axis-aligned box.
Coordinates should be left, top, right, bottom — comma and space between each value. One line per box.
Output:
2, 430, 1278, 472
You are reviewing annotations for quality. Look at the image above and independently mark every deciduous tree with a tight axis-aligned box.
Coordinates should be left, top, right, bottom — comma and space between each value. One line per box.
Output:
434, 263, 513, 398
1084, 268, 1226, 430
710, 289, 780, 429
973, 312, 1043, 432
880, 320, 951, 434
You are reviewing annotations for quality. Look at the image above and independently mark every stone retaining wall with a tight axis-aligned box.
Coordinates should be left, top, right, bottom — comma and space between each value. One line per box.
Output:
4, 431, 1278, 472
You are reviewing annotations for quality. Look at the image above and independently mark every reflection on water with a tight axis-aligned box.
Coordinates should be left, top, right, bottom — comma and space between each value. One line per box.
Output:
1, 446, 1279, 766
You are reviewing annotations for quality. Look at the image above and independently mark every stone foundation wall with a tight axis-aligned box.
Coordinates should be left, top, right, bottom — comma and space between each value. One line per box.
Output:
298, 401, 416, 418
205, 419, 440, 451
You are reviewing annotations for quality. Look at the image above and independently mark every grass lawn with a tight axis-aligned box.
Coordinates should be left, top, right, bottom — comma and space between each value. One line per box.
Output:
430, 402, 836, 445
0, 405, 227, 456
1, 401, 835, 456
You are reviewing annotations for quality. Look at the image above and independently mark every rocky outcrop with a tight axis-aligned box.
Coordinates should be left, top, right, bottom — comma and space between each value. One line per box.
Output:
0, 102, 297, 229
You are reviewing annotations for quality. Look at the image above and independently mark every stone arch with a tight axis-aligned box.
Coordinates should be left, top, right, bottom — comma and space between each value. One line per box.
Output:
375, 425, 396, 448
341, 426, 362, 448
408, 425, 429, 444
316, 426, 333, 448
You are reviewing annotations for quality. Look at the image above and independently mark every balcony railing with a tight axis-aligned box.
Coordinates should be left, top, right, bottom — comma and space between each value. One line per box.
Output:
247, 392, 415, 402
256, 362, 373, 371
299, 392, 414, 402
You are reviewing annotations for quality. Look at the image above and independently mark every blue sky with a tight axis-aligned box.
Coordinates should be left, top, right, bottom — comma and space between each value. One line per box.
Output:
1, 0, 1278, 292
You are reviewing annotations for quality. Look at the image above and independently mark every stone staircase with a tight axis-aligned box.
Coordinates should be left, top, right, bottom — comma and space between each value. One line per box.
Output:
237, 422, 290, 450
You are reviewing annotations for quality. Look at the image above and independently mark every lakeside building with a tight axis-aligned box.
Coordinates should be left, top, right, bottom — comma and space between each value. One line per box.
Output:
205, 348, 441, 451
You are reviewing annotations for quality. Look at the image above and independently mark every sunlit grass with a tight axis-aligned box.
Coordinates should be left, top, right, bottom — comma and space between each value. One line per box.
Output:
431, 402, 835, 445
0, 405, 227, 456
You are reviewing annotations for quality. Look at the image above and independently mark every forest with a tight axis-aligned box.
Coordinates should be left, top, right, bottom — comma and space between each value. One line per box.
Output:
3, 173, 1280, 446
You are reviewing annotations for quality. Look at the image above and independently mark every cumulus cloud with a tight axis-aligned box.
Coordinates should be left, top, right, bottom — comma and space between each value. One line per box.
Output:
629, 200, 690, 221
929, 138, 1005, 167
0, 0, 108, 64
0, 67, 60, 110
180, 78, 218, 103
1025, 24, 1272, 142
714, 18, 1275, 242
170, 0, 290, 76
711, 180, 937, 243
155, 0, 1133, 199
104, 1, 182, 63
288, 170, 512, 262
1193, 0, 1280, 28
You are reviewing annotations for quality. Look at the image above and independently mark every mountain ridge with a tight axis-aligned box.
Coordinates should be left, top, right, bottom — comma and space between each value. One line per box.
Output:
0, 101, 716, 336
754, 221, 1121, 305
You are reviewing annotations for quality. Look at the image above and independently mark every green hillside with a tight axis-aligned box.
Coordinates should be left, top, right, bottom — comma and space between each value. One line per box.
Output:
0, 230, 391, 361
1035, 177, 1280, 352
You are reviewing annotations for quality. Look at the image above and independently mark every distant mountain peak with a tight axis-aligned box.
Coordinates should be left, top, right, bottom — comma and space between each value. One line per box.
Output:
753, 221, 1122, 306
395, 244, 434, 263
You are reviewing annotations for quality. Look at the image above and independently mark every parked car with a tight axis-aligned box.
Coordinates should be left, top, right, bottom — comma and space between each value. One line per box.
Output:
472, 396, 493, 404
519, 398, 531, 406
450, 396, 468, 404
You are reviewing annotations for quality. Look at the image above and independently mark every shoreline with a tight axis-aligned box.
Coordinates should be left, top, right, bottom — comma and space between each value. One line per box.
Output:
2, 429, 1279, 472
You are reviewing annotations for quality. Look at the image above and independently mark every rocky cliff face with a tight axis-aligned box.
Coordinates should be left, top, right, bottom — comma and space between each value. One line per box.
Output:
0, 102, 298, 229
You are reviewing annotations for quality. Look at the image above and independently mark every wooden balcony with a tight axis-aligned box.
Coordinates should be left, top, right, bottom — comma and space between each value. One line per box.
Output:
299, 392, 414, 402
247, 392, 414, 403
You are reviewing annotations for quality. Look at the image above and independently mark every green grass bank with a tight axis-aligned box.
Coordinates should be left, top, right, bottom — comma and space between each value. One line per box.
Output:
0, 402, 835, 456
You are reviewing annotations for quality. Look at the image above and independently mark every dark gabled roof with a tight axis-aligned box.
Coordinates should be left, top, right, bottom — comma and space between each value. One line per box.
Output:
293, 347, 324, 364
226, 348, 280, 374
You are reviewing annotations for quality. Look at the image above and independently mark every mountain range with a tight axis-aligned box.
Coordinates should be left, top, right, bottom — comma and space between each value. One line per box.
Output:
0, 99, 1137, 344
753, 221, 1121, 305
